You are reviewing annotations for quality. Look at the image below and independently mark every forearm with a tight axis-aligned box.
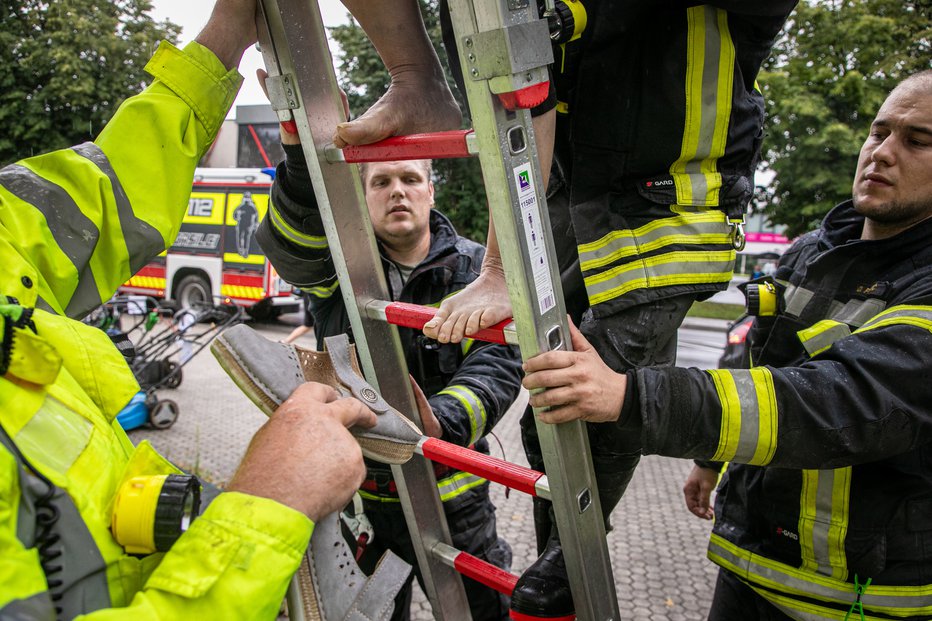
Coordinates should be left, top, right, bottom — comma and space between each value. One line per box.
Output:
80, 493, 311, 620
637, 323, 932, 469
428, 344, 523, 446
257, 145, 335, 289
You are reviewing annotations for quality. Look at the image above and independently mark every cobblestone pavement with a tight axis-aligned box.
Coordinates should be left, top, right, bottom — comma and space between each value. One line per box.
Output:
129, 318, 722, 620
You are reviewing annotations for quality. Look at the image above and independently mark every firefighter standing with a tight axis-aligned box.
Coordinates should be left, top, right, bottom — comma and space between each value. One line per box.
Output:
257, 144, 524, 620
523, 71, 932, 621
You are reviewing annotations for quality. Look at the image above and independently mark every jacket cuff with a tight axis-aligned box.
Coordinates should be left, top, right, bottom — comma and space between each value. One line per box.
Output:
617, 370, 640, 427
144, 41, 243, 137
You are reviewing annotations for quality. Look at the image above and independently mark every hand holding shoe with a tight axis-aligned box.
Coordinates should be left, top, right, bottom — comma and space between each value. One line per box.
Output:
228, 382, 376, 521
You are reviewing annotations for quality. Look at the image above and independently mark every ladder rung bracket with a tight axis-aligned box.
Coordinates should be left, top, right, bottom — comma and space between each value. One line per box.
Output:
432, 542, 518, 596
333, 130, 477, 163
370, 300, 518, 345
419, 438, 549, 499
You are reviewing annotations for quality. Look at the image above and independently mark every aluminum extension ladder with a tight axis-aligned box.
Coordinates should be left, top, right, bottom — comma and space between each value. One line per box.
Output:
255, 1, 619, 619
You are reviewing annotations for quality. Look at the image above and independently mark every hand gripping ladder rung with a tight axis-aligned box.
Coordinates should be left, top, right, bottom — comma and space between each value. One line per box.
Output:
256, 1, 619, 619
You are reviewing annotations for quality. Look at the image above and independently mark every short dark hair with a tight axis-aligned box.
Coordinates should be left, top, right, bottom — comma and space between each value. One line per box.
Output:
359, 159, 433, 188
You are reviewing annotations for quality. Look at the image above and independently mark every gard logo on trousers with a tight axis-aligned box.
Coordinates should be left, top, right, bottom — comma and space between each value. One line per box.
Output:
775, 527, 799, 541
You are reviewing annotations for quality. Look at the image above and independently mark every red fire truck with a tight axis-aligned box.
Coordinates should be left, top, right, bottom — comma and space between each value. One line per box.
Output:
119, 168, 300, 318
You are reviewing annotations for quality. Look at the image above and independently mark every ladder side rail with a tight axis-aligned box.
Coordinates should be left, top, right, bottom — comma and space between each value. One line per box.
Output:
446, 1, 620, 619
256, 2, 470, 618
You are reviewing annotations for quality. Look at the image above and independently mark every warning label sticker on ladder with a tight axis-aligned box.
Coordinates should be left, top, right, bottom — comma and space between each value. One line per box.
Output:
513, 163, 556, 315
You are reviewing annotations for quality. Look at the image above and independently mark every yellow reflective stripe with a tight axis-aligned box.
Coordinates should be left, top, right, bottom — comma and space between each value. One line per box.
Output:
577, 210, 730, 272
797, 320, 852, 357
305, 281, 339, 299
669, 6, 735, 207
267, 202, 328, 249
706, 368, 777, 465
584, 250, 734, 306
357, 471, 487, 504
220, 284, 265, 300
461, 338, 475, 355
124, 275, 166, 290
357, 490, 400, 503
855, 304, 932, 334
437, 385, 487, 446
708, 534, 932, 616
799, 469, 851, 580
437, 471, 486, 502
15, 396, 93, 476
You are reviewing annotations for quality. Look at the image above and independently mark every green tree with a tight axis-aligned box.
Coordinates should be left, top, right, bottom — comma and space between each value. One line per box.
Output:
0, 0, 180, 165
329, 0, 489, 242
759, 0, 931, 238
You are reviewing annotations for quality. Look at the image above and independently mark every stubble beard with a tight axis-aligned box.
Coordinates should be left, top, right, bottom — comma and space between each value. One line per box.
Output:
853, 195, 932, 229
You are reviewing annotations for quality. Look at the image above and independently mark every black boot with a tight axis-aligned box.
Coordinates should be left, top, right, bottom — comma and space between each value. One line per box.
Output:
509, 529, 575, 620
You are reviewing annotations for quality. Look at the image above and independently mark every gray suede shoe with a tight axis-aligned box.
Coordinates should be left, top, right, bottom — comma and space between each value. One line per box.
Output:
211, 324, 422, 464
288, 511, 411, 621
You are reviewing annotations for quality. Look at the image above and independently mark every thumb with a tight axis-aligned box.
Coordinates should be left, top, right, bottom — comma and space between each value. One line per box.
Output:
567, 319, 593, 353
409, 375, 441, 438
256, 68, 270, 101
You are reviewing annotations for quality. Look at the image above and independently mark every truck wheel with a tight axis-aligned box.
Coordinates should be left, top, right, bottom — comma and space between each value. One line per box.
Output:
175, 274, 211, 309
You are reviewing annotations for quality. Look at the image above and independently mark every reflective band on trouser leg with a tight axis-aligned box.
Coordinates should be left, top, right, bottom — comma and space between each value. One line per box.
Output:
583, 250, 734, 307
436, 385, 487, 446
668, 6, 735, 207
707, 534, 932, 620
268, 201, 329, 249
705, 368, 777, 466
577, 210, 732, 273
797, 320, 852, 358
799, 468, 851, 581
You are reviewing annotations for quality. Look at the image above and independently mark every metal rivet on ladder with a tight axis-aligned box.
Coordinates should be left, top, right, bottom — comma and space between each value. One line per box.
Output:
360, 387, 379, 403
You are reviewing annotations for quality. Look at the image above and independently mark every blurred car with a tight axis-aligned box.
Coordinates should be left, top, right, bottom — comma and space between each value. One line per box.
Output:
717, 314, 753, 369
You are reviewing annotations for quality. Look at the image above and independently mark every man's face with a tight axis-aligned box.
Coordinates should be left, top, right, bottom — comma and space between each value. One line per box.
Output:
852, 83, 932, 233
363, 161, 434, 247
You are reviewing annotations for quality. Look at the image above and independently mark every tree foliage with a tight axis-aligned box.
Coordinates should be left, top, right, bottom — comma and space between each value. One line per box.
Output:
759, 0, 931, 238
0, 0, 180, 165
329, 0, 489, 242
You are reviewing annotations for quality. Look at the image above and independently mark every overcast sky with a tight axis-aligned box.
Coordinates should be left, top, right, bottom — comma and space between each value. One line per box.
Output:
147, 1, 350, 113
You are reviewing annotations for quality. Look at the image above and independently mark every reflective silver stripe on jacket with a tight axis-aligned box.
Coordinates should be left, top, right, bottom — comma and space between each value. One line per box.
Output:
1, 399, 111, 618
0, 163, 103, 316
71, 143, 164, 275
0, 591, 56, 621
436, 385, 487, 446
798, 468, 851, 581
708, 534, 932, 616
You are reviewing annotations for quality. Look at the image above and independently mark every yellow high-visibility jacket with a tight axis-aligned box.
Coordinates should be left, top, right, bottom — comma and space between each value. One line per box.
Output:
0, 41, 312, 620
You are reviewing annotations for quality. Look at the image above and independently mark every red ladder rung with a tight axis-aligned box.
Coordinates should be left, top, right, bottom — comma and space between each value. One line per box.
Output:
340, 130, 476, 163
369, 300, 518, 346
433, 542, 518, 596
419, 438, 549, 499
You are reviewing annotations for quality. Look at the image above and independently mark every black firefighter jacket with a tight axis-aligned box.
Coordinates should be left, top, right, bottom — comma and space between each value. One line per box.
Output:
256, 147, 523, 511
628, 201, 932, 619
